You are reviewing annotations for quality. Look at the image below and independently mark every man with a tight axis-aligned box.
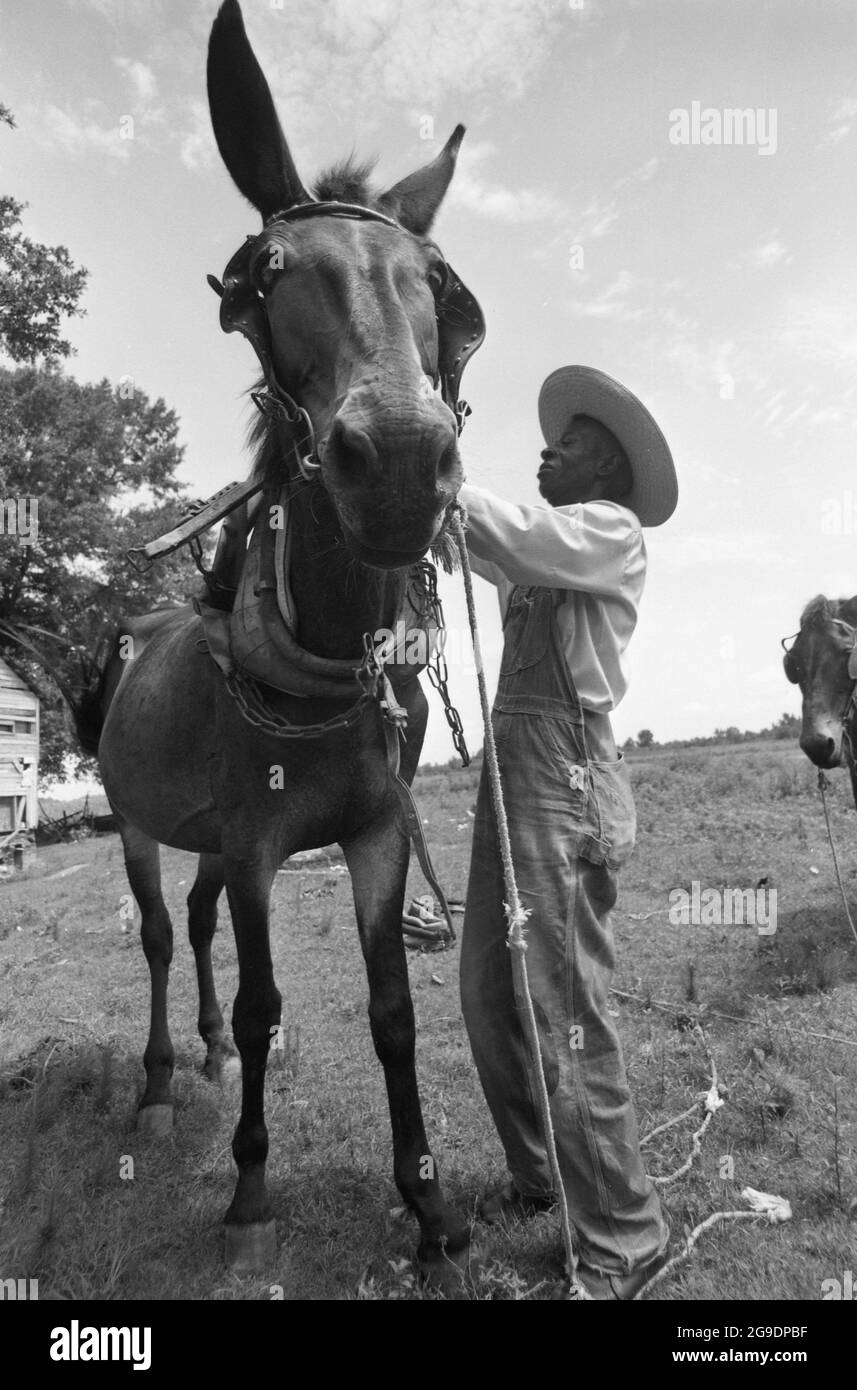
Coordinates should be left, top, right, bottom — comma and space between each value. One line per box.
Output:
458, 365, 678, 1300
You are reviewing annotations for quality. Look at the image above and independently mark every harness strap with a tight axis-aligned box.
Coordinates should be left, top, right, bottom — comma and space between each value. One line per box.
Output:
379, 675, 455, 941
127, 476, 264, 574
192, 602, 455, 927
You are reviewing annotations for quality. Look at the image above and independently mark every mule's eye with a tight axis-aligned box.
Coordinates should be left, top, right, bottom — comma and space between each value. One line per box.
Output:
426, 260, 448, 297
253, 241, 291, 292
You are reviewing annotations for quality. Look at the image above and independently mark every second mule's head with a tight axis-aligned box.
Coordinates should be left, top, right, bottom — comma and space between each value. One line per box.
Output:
784, 594, 857, 768
208, 0, 465, 568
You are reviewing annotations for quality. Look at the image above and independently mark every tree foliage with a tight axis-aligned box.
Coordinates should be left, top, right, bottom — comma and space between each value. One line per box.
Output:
0, 195, 89, 364
0, 103, 88, 363
0, 366, 204, 778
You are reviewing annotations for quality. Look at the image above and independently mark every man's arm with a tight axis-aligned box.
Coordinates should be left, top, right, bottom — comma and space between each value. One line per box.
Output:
459, 481, 640, 597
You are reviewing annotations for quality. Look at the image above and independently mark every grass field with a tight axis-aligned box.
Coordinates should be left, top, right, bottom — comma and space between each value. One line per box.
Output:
0, 739, 855, 1300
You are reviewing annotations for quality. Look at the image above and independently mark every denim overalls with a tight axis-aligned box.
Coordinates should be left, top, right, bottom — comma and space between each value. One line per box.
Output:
461, 584, 668, 1275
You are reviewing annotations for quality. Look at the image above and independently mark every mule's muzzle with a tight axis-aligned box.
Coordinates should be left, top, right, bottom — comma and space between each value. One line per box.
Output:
323, 404, 462, 567
325, 411, 460, 487
799, 730, 842, 769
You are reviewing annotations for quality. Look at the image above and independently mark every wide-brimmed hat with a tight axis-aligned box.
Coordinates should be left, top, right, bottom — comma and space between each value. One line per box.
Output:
538, 366, 678, 526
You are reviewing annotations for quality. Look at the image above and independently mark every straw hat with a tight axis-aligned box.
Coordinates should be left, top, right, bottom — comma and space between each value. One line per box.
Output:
538, 366, 678, 526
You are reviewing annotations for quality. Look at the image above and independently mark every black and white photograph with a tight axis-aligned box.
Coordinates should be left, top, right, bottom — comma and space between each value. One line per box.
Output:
0, 0, 854, 1343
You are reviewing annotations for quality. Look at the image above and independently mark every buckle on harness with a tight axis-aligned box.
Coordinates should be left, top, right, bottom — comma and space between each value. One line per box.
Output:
380, 672, 408, 731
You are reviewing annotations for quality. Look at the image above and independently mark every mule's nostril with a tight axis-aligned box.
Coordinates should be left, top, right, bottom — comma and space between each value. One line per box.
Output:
328, 421, 377, 480
436, 442, 459, 480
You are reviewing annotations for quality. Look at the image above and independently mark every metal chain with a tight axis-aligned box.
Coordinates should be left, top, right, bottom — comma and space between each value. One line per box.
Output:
411, 560, 470, 767
224, 634, 380, 740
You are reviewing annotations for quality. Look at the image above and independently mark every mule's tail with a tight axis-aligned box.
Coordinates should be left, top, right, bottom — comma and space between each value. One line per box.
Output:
71, 676, 108, 756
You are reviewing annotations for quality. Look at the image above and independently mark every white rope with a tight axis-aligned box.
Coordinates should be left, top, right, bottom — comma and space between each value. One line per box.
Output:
817, 771, 857, 949
450, 508, 790, 1301
635, 1190, 792, 1300
642, 1034, 724, 1187
451, 510, 588, 1300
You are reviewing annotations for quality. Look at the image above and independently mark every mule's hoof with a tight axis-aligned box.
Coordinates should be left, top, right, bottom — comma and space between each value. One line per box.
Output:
203, 1051, 240, 1084
418, 1240, 481, 1299
137, 1103, 174, 1137
225, 1219, 277, 1275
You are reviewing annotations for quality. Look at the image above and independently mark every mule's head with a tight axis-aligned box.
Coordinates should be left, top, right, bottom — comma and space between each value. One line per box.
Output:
784, 594, 857, 768
208, 0, 466, 568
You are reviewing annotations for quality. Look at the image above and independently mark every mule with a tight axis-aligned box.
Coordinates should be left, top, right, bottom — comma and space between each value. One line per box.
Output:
88, 0, 476, 1276
783, 594, 857, 794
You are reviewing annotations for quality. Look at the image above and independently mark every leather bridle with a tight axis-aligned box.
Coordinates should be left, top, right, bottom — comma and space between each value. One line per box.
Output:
206, 200, 486, 481
782, 622, 857, 738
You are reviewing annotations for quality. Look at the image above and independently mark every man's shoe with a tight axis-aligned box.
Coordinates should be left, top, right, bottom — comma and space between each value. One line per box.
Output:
576, 1246, 671, 1301
478, 1180, 555, 1226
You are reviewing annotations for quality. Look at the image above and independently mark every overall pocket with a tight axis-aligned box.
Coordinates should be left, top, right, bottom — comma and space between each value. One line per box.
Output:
585, 752, 637, 868
493, 710, 589, 817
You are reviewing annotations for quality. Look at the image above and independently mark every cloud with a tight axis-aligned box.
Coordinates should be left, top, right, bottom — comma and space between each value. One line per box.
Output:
569, 157, 660, 245
822, 96, 857, 145
235, 0, 567, 149
67, 0, 175, 27
566, 269, 646, 321
745, 237, 791, 269
42, 102, 131, 161
447, 141, 566, 224
115, 57, 158, 104
655, 530, 784, 572
745, 664, 791, 689
582, 270, 642, 318
176, 98, 217, 171
780, 293, 857, 371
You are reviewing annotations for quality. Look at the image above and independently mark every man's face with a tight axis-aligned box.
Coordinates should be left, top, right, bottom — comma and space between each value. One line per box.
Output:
537, 416, 608, 507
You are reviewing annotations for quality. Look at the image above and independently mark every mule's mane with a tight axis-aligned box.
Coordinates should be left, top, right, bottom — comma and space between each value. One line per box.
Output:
248, 394, 283, 485
312, 157, 379, 208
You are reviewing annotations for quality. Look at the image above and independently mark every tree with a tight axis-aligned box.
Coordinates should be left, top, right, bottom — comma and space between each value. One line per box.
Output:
0, 105, 88, 363
771, 711, 800, 740
637, 728, 654, 748
0, 365, 204, 778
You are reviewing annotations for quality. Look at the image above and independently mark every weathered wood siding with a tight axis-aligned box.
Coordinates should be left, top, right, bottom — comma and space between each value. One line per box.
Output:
0, 656, 39, 832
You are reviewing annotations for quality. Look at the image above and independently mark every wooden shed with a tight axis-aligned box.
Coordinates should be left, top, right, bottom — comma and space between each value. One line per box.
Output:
0, 654, 39, 839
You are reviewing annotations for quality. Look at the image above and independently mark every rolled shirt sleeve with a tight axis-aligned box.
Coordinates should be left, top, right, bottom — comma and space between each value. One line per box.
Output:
458, 481, 646, 712
460, 482, 638, 597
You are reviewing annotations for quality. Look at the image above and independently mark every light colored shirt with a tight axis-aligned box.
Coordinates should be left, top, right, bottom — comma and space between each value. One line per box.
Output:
459, 482, 646, 712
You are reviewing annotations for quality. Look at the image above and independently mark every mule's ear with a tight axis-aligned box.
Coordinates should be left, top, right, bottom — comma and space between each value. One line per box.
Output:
837, 595, 857, 629
207, 0, 309, 219
378, 125, 465, 234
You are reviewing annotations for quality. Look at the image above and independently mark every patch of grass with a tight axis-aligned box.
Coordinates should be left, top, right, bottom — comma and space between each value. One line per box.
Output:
0, 743, 854, 1298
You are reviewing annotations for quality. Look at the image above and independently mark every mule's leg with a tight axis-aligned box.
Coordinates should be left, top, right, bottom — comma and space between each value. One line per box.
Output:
222, 853, 281, 1273
342, 809, 469, 1267
117, 818, 175, 1136
187, 853, 239, 1080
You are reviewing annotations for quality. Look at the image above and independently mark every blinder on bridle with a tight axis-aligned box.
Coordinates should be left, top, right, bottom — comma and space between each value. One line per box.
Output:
780, 633, 800, 685
781, 620, 857, 686
206, 200, 486, 479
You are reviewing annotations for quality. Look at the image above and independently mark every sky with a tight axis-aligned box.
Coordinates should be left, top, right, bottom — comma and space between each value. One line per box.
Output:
3, 0, 857, 764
